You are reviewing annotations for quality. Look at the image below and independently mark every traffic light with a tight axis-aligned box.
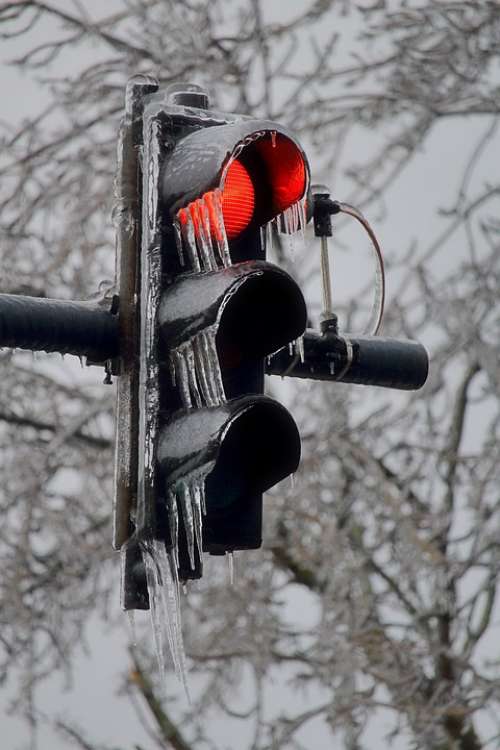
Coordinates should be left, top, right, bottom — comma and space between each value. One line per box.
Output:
0, 77, 430, 632
115, 81, 309, 596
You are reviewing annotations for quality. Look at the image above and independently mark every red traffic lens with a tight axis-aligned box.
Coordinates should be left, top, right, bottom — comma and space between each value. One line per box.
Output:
221, 159, 255, 239
256, 135, 306, 214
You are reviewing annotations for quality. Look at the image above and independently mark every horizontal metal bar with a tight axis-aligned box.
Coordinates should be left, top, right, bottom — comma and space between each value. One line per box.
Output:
267, 331, 429, 391
0, 293, 120, 361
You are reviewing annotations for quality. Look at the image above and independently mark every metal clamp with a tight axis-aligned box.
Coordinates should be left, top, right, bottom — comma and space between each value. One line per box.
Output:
312, 187, 386, 337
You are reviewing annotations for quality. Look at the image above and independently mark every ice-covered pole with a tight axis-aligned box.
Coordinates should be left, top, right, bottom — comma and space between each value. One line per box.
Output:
0, 292, 119, 361
266, 331, 429, 391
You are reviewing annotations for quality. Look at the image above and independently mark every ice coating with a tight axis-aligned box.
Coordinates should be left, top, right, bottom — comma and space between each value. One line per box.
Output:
170, 323, 225, 409
174, 189, 231, 272
262, 196, 308, 256
296, 334, 305, 364
137, 110, 193, 696
173, 130, 308, 270
167, 465, 213, 576
141, 539, 189, 697
137, 114, 163, 534
141, 129, 309, 689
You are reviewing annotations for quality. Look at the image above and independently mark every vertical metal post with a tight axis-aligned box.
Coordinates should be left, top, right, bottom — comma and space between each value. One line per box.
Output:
113, 75, 158, 551
320, 235, 333, 319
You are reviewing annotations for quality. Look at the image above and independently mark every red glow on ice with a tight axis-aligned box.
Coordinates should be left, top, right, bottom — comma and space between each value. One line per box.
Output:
203, 192, 222, 242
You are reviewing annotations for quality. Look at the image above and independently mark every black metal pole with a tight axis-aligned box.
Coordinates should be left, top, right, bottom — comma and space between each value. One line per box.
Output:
266, 330, 429, 391
0, 293, 119, 361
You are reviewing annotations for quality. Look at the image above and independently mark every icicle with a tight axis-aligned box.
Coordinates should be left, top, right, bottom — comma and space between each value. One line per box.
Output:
288, 341, 295, 356
169, 354, 176, 387
194, 199, 217, 272
179, 209, 201, 273
175, 190, 232, 273
282, 205, 290, 235
296, 335, 305, 364
202, 326, 226, 405
283, 206, 296, 256
274, 198, 309, 257
167, 488, 179, 569
166, 466, 214, 582
171, 325, 226, 410
141, 539, 189, 698
266, 220, 273, 252
329, 361, 335, 376
227, 552, 235, 585
179, 483, 196, 571
171, 348, 192, 409
271, 130, 277, 148
200, 480, 207, 515
290, 473, 296, 490
298, 197, 307, 252
292, 202, 299, 233
212, 189, 232, 268
185, 344, 203, 408
191, 479, 204, 572
192, 333, 216, 407
173, 217, 184, 267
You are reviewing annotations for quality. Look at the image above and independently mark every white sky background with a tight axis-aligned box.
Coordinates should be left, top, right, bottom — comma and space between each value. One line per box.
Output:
1, 2, 499, 749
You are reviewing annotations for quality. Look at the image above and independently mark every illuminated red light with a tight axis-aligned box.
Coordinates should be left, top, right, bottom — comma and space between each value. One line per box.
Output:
178, 135, 305, 245
221, 160, 255, 239
256, 135, 306, 214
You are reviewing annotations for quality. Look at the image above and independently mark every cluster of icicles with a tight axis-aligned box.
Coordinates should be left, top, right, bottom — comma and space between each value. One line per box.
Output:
164, 193, 308, 579
141, 171, 308, 697
173, 186, 308, 274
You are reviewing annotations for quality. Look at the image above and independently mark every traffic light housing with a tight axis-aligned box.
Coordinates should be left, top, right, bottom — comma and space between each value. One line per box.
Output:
0, 77, 429, 623
115, 81, 309, 594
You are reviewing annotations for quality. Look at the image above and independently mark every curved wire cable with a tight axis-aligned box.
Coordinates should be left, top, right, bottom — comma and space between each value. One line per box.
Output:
336, 202, 386, 336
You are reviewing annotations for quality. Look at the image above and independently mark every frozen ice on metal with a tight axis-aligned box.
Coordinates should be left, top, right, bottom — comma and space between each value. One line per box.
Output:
137, 113, 164, 536
179, 483, 196, 571
167, 488, 179, 569
175, 190, 232, 273
211, 188, 232, 267
185, 345, 203, 408
167, 464, 215, 575
170, 324, 226, 410
296, 335, 305, 364
176, 209, 201, 272
192, 482, 204, 564
265, 220, 273, 253
273, 196, 308, 257
141, 539, 189, 697
172, 347, 192, 409
195, 199, 218, 271
173, 220, 184, 266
